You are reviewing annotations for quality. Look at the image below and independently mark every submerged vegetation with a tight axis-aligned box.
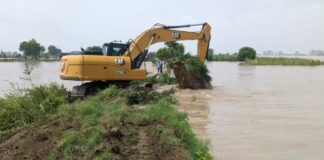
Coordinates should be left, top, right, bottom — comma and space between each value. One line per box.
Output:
246, 57, 323, 66
0, 84, 213, 160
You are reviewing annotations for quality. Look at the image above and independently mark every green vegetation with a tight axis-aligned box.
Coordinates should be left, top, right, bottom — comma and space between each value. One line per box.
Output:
207, 48, 238, 61
58, 99, 104, 159
0, 83, 67, 131
19, 39, 46, 59
151, 42, 212, 85
48, 45, 62, 58
173, 53, 212, 83
86, 45, 102, 51
246, 57, 323, 66
238, 47, 256, 61
213, 54, 239, 61
207, 53, 239, 61
147, 73, 177, 84
0, 39, 62, 61
54, 86, 212, 159
0, 84, 212, 159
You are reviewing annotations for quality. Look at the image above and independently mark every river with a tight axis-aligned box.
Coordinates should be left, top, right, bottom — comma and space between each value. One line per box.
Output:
1, 61, 324, 160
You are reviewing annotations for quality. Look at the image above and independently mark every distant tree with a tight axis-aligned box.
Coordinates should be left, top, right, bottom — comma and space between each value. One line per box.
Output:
86, 45, 102, 51
19, 39, 45, 58
156, 42, 184, 62
238, 47, 256, 61
48, 45, 62, 57
207, 48, 215, 61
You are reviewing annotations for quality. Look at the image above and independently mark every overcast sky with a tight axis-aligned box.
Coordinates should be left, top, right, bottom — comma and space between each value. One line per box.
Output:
0, 0, 323, 54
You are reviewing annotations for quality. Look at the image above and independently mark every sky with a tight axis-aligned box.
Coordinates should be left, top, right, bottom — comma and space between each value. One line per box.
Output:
0, 0, 323, 54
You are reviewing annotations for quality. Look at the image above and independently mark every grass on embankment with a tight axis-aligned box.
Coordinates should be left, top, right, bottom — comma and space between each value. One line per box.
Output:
0, 84, 213, 160
245, 57, 323, 66
54, 86, 212, 159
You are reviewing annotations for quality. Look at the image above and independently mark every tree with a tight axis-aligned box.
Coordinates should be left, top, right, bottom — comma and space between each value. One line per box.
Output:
19, 39, 45, 58
156, 42, 184, 62
48, 45, 62, 57
207, 48, 215, 61
155, 42, 185, 72
238, 47, 256, 61
86, 45, 102, 51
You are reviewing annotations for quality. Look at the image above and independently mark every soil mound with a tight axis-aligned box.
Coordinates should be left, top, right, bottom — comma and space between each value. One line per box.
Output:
173, 64, 212, 89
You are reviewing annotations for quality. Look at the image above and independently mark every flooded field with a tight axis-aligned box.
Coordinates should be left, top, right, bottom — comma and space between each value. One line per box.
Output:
0, 61, 324, 160
0, 62, 78, 96
177, 62, 324, 160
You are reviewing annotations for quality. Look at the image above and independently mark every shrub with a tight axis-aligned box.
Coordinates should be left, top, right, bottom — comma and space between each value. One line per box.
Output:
97, 85, 121, 101
0, 83, 67, 131
238, 47, 256, 61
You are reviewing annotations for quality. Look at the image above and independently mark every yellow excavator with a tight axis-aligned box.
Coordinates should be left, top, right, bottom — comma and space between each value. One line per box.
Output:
60, 23, 211, 99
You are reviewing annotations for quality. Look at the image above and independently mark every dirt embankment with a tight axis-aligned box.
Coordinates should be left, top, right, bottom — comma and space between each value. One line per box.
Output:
0, 113, 188, 160
0, 85, 212, 160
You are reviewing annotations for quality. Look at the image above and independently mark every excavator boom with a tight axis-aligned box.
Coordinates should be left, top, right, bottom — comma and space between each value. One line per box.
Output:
126, 23, 211, 62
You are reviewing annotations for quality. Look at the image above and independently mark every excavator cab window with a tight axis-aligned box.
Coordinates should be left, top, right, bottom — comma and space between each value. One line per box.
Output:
102, 43, 128, 56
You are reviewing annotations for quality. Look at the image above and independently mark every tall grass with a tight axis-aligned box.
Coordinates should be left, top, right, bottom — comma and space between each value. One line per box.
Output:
246, 57, 323, 66
211, 53, 239, 61
0, 83, 67, 131
58, 99, 104, 159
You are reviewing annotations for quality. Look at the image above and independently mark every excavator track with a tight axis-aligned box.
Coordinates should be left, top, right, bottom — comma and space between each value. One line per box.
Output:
68, 81, 130, 102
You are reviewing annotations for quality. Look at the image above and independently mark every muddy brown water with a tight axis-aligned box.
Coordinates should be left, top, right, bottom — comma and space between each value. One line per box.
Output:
1, 61, 324, 160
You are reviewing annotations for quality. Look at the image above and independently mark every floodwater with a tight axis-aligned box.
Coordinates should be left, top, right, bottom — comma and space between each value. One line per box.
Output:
176, 62, 324, 160
0, 62, 79, 96
1, 61, 324, 160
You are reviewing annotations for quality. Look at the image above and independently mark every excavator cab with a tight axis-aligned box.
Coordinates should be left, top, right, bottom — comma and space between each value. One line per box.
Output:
102, 42, 128, 56
101, 42, 147, 69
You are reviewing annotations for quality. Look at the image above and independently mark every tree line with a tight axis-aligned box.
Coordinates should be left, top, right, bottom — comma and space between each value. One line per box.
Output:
0, 39, 62, 59
19, 39, 62, 59
145, 42, 256, 62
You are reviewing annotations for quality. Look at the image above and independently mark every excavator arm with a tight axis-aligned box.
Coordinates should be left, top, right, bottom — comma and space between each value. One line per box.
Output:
126, 23, 211, 62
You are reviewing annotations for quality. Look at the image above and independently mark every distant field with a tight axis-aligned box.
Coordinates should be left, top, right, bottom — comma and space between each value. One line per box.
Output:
246, 57, 323, 66
208, 54, 239, 61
